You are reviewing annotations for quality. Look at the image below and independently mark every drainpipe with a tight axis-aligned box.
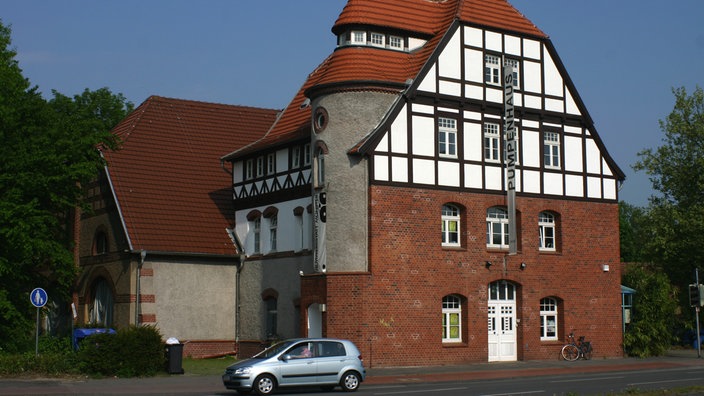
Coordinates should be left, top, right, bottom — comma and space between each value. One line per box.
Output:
136, 250, 146, 325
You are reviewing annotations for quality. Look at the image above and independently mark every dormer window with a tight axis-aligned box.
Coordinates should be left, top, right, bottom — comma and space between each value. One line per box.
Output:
351, 31, 366, 44
338, 30, 408, 52
389, 35, 403, 50
370, 32, 384, 47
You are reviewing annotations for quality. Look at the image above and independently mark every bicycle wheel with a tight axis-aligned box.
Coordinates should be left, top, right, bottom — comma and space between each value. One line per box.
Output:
561, 344, 579, 361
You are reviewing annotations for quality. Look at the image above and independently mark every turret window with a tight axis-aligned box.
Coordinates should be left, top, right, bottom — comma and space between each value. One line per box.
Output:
370, 32, 384, 47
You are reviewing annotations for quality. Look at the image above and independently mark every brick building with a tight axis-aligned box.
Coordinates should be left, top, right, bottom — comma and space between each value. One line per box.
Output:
223, 0, 625, 366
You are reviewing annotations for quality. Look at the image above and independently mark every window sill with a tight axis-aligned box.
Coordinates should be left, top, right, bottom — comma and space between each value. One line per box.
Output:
539, 249, 561, 255
442, 245, 466, 251
442, 341, 467, 348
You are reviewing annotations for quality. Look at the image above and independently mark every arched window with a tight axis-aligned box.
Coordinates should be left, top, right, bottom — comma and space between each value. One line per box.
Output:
93, 231, 108, 255
89, 278, 114, 326
442, 295, 462, 342
539, 211, 556, 251
540, 297, 558, 340
486, 207, 509, 248
441, 204, 460, 246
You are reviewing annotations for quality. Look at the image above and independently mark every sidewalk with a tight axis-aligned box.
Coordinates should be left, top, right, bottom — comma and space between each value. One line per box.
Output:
364, 349, 704, 385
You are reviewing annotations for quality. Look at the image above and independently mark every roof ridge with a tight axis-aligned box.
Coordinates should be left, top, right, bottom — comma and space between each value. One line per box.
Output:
147, 95, 280, 112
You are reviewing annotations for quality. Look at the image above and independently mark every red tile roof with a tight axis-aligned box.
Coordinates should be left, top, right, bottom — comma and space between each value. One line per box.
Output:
104, 96, 279, 255
232, 0, 545, 156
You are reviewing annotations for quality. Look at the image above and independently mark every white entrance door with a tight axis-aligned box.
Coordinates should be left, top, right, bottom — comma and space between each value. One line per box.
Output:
307, 304, 322, 338
488, 281, 517, 362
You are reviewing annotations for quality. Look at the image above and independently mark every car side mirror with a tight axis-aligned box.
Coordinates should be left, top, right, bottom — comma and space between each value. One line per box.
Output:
280, 354, 291, 362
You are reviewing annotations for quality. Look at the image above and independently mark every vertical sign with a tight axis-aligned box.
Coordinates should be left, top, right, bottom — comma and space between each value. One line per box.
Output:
504, 64, 518, 255
313, 191, 327, 272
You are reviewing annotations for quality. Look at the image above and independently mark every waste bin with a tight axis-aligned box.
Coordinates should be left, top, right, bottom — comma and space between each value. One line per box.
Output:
165, 343, 184, 374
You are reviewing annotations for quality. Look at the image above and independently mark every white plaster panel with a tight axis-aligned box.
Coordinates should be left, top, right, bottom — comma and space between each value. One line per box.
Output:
412, 103, 434, 115
233, 162, 243, 183
465, 84, 484, 100
585, 139, 601, 174
411, 116, 435, 157
276, 149, 287, 173
376, 131, 389, 153
522, 130, 540, 168
417, 64, 436, 93
513, 93, 523, 107
521, 119, 539, 129
464, 48, 484, 83
545, 98, 564, 113
485, 166, 503, 191
524, 95, 542, 109
587, 176, 602, 198
412, 158, 436, 185
544, 122, 561, 128
566, 89, 581, 115
543, 51, 564, 97
486, 87, 503, 104
565, 174, 584, 197
374, 155, 389, 181
440, 81, 461, 96
439, 30, 461, 80
603, 179, 617, 200
392, 157, 408, 183
602, 158, 613, 176
464, 164, 483, 189
523, 39, 541, 60
464, 110, 482, 121
390, 105, 407, 154
505, 35, 521, 56
409, 37, 427, 51
464, 122, 482, 161
437, 106, 458, 113
564, 135, 583, 172
564, 125, 582, 135
485, 31, 502, 52
523, 61, 542, 93
522, 170, 541, 194
543, 172, 563, 195
438, 161, 460, 187
464, 26, 483, 47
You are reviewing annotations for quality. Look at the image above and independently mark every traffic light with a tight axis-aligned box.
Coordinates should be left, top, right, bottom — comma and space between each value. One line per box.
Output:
689, 284, 704, 307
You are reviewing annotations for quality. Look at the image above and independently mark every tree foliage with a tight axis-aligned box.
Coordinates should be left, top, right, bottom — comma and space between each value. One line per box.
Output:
0, 20, 133, 352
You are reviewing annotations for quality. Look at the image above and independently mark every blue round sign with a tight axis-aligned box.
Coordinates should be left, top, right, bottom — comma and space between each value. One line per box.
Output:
30, 288, 48, 308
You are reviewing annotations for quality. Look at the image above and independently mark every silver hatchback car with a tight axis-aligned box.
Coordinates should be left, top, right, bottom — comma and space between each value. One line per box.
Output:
222, 338, 365, 395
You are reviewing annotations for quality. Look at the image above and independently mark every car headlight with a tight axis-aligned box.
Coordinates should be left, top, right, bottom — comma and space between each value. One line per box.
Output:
234, 366, 253, 375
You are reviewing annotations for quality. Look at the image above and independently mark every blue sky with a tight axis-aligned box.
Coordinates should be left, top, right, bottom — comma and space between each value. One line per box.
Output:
3, 1, 703, 206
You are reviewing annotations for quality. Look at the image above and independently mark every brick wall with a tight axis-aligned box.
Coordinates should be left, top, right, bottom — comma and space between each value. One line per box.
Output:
319, 185, 622, 367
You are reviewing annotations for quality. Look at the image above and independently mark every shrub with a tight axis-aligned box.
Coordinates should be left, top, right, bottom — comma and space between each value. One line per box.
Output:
76, 325, 165, 377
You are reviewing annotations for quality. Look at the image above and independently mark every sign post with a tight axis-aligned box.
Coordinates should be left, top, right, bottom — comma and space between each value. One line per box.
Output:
504, 63, 517, 255
30, 288, 48, 356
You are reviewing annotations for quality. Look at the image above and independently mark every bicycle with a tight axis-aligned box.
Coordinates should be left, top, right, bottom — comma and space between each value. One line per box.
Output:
560, 332, 592, 361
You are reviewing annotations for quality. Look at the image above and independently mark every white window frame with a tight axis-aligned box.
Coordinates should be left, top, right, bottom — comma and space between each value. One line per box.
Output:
438, 117, 457, 158
370, 32, 384, 47
292, 146, 301, 168
267, 153, 275, 175
484, 123, 500, 162
351, 30, 366, 44
253, 217, 261, 254
504, 58, 520, 88
245, 159, 254, 180
544, 132, 560, 168
304, 143, 312, 166
540, 297, 558, 340
484, 54, 501, 85
539, 212, 556, 251
269, 214, 277, 252
256, 156, 264, 177
389, 35, 403, 50
442, 295, 462, 342
441, 204, 460, 247
486, 207, 509, 249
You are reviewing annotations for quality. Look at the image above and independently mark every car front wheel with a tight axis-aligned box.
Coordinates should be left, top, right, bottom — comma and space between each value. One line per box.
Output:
253, 374, 276, 395
340, 371, 361, 392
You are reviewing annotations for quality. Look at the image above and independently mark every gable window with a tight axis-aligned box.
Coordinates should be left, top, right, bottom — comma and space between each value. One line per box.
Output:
438, 117, 457, 158
245, 159, 254, 180
504, 58, 520, 88
442, 295, 462, 342
389, 35, 403, 49
292, 146, 301, 168
304, 143, 312, 166
370, 32, 384, 47
93, 231, 108, 255
544, 132, 560, 168
540, 297, 558, 340
486, 207, 509, 248
256, 156, 264, 177
484, 123, 500, 162
267, 153, 275, 175
539, 211, 556, 251
484, 54, 501, 85
351, 31, 366, 44
441, 204, 460, 246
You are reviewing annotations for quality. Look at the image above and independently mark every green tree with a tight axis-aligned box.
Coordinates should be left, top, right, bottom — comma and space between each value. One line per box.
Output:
0, 20, 132, 352
618, 201, 649, 263
622, 264, 678, 357
634, 86, 704, 289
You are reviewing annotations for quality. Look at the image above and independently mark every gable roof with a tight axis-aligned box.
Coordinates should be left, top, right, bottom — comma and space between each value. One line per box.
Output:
224, 0, 546, 158
104, 96, 279, 255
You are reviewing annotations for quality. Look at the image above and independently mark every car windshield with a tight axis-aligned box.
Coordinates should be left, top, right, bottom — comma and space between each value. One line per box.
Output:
252, 340, 296, 359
